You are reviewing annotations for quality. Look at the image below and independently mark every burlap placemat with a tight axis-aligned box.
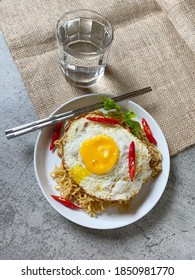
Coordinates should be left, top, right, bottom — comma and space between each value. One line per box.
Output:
1, 0, 195, 156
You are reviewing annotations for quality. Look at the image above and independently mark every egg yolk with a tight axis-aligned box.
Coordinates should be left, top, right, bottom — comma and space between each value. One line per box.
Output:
70, 164, 90, 184
80, 135, 119, 175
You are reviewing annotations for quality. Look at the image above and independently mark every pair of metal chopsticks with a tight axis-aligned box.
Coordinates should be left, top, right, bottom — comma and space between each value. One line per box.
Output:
5, 87, 152, 139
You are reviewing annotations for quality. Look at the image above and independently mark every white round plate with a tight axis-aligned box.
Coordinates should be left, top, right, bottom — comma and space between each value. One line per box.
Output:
34, 94, 170, 229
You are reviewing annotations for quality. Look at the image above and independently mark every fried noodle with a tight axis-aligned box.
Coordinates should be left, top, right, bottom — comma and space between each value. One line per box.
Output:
50, 124, 162, 216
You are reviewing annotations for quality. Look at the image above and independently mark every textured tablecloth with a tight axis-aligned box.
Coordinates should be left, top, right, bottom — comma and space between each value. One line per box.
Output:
1, 0, 195, 155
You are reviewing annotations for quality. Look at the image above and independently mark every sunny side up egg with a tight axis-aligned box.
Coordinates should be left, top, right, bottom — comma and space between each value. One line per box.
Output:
63, 115, 152, 201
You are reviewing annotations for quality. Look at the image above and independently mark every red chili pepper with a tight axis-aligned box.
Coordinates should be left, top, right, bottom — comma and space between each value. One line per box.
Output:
129, 141, 136, 181
142, 118, 157, 145
86, 116, 120, 125
50, 122, 63, 151
51, 195, 81, 209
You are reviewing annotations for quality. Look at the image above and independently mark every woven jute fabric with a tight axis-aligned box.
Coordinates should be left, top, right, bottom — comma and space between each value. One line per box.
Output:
1, 0, 195, 155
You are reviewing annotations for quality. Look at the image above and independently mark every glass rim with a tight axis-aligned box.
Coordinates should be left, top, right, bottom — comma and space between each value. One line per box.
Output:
56, 9, 114, 56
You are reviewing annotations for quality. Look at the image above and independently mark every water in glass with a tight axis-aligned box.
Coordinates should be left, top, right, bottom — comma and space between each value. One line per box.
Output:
58, 17, 112, 87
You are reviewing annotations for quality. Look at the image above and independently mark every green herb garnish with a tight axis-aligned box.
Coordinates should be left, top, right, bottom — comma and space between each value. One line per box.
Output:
101, 96, 121, 112
101, 96, 141, 137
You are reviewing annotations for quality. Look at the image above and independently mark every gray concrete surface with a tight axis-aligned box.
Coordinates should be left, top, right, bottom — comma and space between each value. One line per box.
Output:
0, 31, 194, 260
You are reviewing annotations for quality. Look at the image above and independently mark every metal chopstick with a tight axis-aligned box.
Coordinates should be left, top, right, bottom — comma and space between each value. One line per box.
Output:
5, 87, 152, 139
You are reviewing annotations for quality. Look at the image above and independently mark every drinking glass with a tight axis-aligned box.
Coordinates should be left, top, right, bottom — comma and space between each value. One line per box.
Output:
56, 9, 114, 87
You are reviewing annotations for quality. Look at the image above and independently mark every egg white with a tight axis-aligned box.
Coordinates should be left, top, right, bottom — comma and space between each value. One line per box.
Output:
63, 116, 152, 201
